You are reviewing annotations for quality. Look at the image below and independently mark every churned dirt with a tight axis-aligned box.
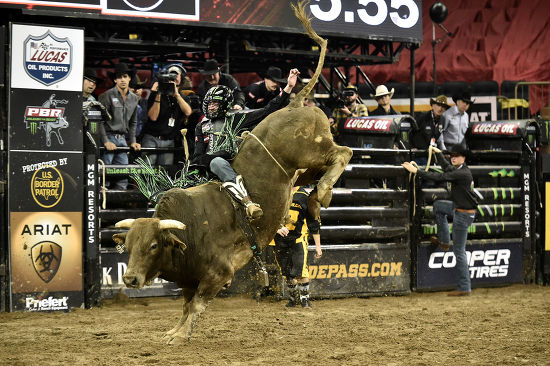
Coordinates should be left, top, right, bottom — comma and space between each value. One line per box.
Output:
1, 284, 549, 366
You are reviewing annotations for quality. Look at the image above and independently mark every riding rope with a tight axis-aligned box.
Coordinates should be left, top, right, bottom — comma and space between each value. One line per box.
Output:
241, 131, 290, 178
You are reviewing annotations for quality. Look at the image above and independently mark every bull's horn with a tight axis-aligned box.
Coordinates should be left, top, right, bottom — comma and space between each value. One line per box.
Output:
115, 219, 136, 228
159, 219, 186, 230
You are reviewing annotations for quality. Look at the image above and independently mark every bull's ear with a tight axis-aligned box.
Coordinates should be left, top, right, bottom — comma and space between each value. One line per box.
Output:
169, 233, 187, 253
113, 232, 127, 244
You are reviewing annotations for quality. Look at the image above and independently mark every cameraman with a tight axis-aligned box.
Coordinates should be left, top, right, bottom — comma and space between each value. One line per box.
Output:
328, 84, 369, 143
142, 64, 192, 165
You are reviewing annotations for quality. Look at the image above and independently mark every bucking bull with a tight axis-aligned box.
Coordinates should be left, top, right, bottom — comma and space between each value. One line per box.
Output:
113, 1, 353, 344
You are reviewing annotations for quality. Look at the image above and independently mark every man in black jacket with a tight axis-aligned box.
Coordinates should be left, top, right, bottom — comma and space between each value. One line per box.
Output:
192, 68, 299, 220
402, 144, 478, 296
244, 66, 286, 109
411, 95, 449, 151
197, 59, 246, 110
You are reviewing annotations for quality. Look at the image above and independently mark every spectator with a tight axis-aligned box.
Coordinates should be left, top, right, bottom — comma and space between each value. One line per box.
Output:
141, 64, 192, 165
370, 85, 400, 115
192, 68, 299, 220
129, 73, 148, 138
274, 186, 322, 308
402, 144, 478, 296
98, 62, 141, 190
304, 91, 331, 118
197, 59, 245, 110
439, 91, 474, 151
83, 67, 100, 102
328, 84, 369, 142
411, 95, 450, 162
244, 66, 286, 109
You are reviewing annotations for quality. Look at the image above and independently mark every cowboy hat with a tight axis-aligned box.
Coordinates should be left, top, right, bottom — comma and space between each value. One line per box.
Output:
430, 94, 450, 109
264, 66, 286, 84
449, 143, 468, 157
199, 59, 221, 75
371, 85, 394, 98
108, 62, 135, 80
129, 73, 148, 89
453, 91, 475, 104
83, 67, 102, 83
343, 84, 358, 92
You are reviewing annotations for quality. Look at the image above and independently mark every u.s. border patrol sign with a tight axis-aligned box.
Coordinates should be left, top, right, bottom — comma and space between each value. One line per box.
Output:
11, 24, 83, 91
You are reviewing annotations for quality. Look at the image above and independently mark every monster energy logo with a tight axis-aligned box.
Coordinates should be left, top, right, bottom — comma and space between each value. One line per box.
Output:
489, 169, 515, 178
90, 121, 97, 134
30, 122, 38, 134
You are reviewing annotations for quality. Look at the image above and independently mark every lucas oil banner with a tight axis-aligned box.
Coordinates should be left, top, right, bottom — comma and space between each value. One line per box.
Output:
8, 24, 84, 312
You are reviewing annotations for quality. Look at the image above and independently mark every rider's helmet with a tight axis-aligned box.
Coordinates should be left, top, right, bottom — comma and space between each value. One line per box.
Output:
202, 85, 233, 119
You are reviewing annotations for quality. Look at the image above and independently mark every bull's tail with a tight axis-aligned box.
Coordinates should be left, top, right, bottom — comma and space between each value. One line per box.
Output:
288, 0, 328, 109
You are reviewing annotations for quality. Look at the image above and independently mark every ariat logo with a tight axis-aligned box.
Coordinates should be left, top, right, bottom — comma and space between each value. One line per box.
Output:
31, 241, 62, 283
24, 95, 70, 147
31, 166, 64, 208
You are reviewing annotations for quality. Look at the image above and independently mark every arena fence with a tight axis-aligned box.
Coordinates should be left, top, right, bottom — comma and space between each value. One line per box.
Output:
95, 116, 543, 301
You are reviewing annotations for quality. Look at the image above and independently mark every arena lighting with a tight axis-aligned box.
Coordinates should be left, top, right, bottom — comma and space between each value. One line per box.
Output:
430, 2, 452, 94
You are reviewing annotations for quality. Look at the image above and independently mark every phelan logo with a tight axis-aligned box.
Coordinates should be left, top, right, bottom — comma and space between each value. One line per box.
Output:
24, 30, 72, 86
31, 165, 64, 208
31, 241, 62, 283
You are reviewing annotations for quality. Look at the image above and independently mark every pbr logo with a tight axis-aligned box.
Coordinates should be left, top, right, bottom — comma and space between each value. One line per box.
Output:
31, 241, 62, 283
24, 94, 70, 147
24, 30, 72, 86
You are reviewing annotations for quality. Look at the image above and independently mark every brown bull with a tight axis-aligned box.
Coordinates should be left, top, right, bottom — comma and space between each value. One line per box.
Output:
113, 1, 352, 344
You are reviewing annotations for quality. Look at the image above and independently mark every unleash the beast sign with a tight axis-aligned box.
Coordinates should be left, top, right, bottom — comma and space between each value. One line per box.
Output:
24, 30, 72, 86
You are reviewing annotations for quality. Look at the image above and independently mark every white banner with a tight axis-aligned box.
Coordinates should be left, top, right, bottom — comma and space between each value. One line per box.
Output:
10, 24, 83, 91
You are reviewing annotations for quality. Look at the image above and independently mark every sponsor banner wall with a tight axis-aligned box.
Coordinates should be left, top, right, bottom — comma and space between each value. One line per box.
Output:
9, 89, 83, 151
8, 23, 84, 312
309, 245, 410, 296
0, 1, 422, 42
100, 251, 181, 298
416, 243, 523, 290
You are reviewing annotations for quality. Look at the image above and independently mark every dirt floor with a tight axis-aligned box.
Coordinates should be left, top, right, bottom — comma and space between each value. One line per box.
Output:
1, 284, 549, 366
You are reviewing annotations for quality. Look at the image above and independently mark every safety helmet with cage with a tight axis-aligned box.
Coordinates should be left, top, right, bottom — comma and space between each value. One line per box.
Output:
202, 85, 234, 119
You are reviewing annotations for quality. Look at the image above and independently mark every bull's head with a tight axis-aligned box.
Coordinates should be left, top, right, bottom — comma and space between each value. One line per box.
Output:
113, 218, 187, 289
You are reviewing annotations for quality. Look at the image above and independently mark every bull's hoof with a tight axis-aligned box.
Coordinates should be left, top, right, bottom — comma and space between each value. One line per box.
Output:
166, 333, 190, 345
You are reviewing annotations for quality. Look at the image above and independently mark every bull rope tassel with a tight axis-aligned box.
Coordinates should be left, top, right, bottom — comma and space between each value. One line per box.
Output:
241, 131, 290, 178
180, 128, 189, 161
408, 161, 420, 217
98, 159, 107, 209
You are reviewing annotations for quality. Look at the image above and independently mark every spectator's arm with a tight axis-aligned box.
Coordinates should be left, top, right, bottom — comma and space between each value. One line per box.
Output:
148, 84, 161, 121
176, 92, 192, 117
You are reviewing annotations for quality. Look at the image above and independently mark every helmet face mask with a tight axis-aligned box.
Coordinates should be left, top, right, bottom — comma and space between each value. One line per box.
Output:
202, 85, 233, 119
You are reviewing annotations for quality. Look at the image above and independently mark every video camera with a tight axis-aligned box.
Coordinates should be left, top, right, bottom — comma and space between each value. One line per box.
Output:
342, 89, 356, 97
157, 73, 178, 96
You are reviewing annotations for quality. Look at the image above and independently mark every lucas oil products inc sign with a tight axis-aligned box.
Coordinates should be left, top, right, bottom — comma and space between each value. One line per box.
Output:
8, 24, 84, 312
10, 24, 83, 91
